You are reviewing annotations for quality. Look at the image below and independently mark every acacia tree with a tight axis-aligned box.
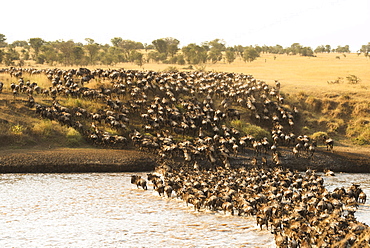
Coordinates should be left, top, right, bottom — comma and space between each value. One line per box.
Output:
243, 46, 260, 62
152, 37, 179, 59
360, 42, 370, 57
39, 42, 59, 65
164, 37, 180, 57
225, 47, 236, 64
29, 38, 45, 58
152, 39, 167, 55
0, 34, 7, 47
58, 40, 75, 65
84, 38, 100, 65
182, 43, 208, 64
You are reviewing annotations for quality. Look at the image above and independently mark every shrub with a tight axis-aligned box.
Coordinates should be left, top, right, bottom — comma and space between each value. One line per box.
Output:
311, 131, 328, 141
230, 120, 270, 140
66, 127, 84, 147
10, 124, 25, 135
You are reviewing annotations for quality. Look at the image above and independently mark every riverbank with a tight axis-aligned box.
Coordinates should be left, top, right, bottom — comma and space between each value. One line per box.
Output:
0, 148, 157, 173
0, 145, 369, 173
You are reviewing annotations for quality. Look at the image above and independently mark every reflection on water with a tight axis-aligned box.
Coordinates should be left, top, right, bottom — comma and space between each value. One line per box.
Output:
0, 172, 369, 247
0, 173, 275, 247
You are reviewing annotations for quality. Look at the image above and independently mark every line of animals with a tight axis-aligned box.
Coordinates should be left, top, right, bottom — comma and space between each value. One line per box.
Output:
1, 67, 334, 170
131, 166, 368, 247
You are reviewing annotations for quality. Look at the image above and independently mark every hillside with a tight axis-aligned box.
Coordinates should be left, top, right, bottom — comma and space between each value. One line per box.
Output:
0, 57, 369, 172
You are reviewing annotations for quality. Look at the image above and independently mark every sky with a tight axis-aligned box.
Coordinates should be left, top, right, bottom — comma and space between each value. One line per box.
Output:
1, 0, 369, 51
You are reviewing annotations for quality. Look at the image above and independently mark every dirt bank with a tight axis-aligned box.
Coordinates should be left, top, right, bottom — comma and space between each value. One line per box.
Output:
0, 148, 157, 173
0, 146, 369, 173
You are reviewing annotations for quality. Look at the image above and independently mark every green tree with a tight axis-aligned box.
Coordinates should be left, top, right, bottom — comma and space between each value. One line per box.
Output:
12, 40, 29, 48
111, 37, 123, 47
129, 50, 144, 67
84, 38, 100, 65
0, 50, 4, 63
269, 44, 285, 54
152, 39, 168, 55
58, 40, 75, 66
182, 43, 208, 64
301, 47, 314, 56
164, 37, 180, 57
360, 42, 370, 57
206, 39, 225, 64
40, 43, 59, 65
335, 45, 350, 53
314, 45, 325, 53
29, 38, 45, 58
72, 46, 85, 65
208, 48, 223, 63
0, 34, 7, 47
287, 43, 302, 55
243, 46, 260, 62
225, 47, 236, 64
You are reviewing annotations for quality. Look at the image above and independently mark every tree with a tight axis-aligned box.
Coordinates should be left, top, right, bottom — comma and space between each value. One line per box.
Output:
84, 38, 100, 65
325, 45, 331, 53
208, 48, 223, 63
269, 44, 285, 54
164, 37, 180, 57
129, 50, 144, 67
111, 37, 123, 47
225, 47, 236, 64
301, 47, 314, 57
40, 42, 58, 65
243, 46, 260, 62
182, 43, 208, 64
147, 51, 166, 63
0, 50, 4, 63
152, 39, 168, 55
72, 46, 85, 65
335, 45, 350, 53
206, 39, 225, 64
287, 43, 302, 55
12, 40, 29, 48
58, 40, 75, 65
29, 38, 45, 58
360, 42, 370, 57
314, 45, 326, 53
0, 34, 7, 47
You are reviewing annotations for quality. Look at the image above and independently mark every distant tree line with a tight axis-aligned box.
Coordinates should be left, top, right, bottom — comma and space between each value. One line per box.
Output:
0, 33, 369, 67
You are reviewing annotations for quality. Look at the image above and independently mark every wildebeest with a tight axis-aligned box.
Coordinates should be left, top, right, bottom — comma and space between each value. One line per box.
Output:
323, 136, 334, 152
130, 175, 147, 190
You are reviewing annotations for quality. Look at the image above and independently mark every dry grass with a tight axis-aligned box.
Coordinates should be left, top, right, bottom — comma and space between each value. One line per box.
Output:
1, 52, 369, 148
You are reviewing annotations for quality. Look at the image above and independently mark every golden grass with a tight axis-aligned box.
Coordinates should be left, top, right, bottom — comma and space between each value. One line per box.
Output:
17, 52, 370, 99
1, 52, 369, 147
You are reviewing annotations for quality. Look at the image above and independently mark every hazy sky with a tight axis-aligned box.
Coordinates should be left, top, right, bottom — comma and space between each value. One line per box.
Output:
1, 0, 369, 51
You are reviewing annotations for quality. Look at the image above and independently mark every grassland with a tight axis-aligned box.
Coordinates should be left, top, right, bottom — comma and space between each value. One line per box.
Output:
0, 52, 369, 154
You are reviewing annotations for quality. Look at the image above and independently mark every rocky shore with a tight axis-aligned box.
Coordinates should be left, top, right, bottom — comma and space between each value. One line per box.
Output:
0, 146, 369, 173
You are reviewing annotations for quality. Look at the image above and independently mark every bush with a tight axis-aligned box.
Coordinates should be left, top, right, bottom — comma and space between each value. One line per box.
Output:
66, 127, 84, 147
346, 119, 370, 145
311, 131, 328, 141
230, 120, 270, 141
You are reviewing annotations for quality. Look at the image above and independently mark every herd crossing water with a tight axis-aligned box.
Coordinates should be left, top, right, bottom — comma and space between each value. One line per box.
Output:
0, 172, 368, 247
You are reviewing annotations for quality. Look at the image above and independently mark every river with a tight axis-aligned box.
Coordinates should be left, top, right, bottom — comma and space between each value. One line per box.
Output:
0, 172, 369, 248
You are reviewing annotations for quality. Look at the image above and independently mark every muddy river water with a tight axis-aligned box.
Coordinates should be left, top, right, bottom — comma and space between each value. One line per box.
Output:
0, 172, 368, 247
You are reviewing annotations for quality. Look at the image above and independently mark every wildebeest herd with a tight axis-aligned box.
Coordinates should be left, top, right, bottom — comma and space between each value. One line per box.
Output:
0, 66, 368, 247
